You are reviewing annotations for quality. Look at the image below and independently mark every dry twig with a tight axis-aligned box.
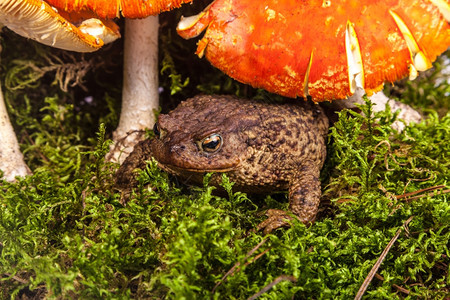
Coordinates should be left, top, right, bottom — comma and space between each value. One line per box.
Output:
247, 275, 297, 300
355, 216, 414, 300
396, 185, 448, 201
212, 237, 269, 293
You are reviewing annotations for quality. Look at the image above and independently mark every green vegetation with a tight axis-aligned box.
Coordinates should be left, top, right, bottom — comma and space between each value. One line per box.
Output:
0, 10, 448, 300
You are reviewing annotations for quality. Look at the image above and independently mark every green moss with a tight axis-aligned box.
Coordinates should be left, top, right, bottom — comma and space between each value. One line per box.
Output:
0, 10, 449, 299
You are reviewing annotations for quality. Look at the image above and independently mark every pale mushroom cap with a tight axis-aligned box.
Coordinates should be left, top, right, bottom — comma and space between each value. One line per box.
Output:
0, 0, 120, 52
0, 0, 194, 53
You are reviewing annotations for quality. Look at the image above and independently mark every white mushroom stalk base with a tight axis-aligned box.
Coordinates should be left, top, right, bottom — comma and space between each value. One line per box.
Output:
336, 88, 422, 132
0, 84, 31, 181
106, 16, 160, 164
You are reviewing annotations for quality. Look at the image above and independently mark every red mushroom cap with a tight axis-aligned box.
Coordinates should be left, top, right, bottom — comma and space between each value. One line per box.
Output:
177, 0, 450, 101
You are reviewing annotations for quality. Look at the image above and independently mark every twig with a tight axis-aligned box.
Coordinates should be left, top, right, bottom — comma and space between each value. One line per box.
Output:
404, 188, 450, 202
247, 275, 297, 300
389, 186, 448, 215
392, 284, 410, 295
355, 216, 414, 300
402, 170, 435, 195
212, 237, 269, 293
374, 273, 411, 295
4, 273, 29, 284
374, 273, 384, 281
403, 189, 449, 202
396, 185, 446, 200
374, 140, 407, 171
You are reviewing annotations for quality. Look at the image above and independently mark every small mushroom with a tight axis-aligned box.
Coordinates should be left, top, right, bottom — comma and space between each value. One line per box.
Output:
177, 0, 449, 101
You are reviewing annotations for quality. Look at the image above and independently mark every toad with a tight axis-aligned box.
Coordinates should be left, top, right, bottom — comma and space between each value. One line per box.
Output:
116, 95, 329, 232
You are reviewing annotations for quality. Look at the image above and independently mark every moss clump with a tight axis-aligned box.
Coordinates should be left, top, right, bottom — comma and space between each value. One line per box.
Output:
1, 94, 448, 298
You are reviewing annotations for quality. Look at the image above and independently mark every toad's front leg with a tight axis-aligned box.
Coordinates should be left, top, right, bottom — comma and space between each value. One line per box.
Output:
257, 162, 322, 234
115, 138, 154, 189
289, 163, 322, 224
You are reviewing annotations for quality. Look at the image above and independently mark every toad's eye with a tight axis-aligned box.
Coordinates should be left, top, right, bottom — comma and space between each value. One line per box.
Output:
200, 134, 222, 153
153, 123, 160, 138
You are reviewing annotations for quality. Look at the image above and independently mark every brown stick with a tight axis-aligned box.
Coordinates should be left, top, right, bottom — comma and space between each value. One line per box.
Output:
354, 216, 414, 300
396, 185, 446, 200
247, 275, 297, 300
212, 237, 269, 293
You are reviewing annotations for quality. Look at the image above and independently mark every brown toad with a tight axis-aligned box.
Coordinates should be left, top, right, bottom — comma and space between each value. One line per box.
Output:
116, 95, 329, 232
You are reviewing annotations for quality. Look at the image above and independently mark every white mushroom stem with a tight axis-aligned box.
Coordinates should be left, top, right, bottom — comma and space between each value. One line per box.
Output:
335, 87, 422, 132
107, 16, 160, 164
0, 83, 31, 181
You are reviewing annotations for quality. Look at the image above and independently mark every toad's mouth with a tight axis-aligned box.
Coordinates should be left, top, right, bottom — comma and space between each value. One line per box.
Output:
151, 143, 242, 173
156, 161, 239, 174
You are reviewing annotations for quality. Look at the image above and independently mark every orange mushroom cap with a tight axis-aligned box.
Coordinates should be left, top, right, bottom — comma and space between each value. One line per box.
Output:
177, 0, 450, 101
45, 0, 194, 19
0, 0, 120, 52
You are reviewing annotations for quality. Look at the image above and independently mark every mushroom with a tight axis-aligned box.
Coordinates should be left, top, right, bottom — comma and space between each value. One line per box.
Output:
0, 0, 121, 52
177, 0, 449, 119
0, 0, 121, 181
45, 0, 194, 163
0, 0, 192, 181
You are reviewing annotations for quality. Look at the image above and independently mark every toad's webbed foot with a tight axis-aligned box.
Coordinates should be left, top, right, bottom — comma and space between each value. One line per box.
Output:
256, 209, 293, 234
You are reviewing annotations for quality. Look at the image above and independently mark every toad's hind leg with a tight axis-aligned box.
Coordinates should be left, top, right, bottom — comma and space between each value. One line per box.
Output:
257, 163, 322, 234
